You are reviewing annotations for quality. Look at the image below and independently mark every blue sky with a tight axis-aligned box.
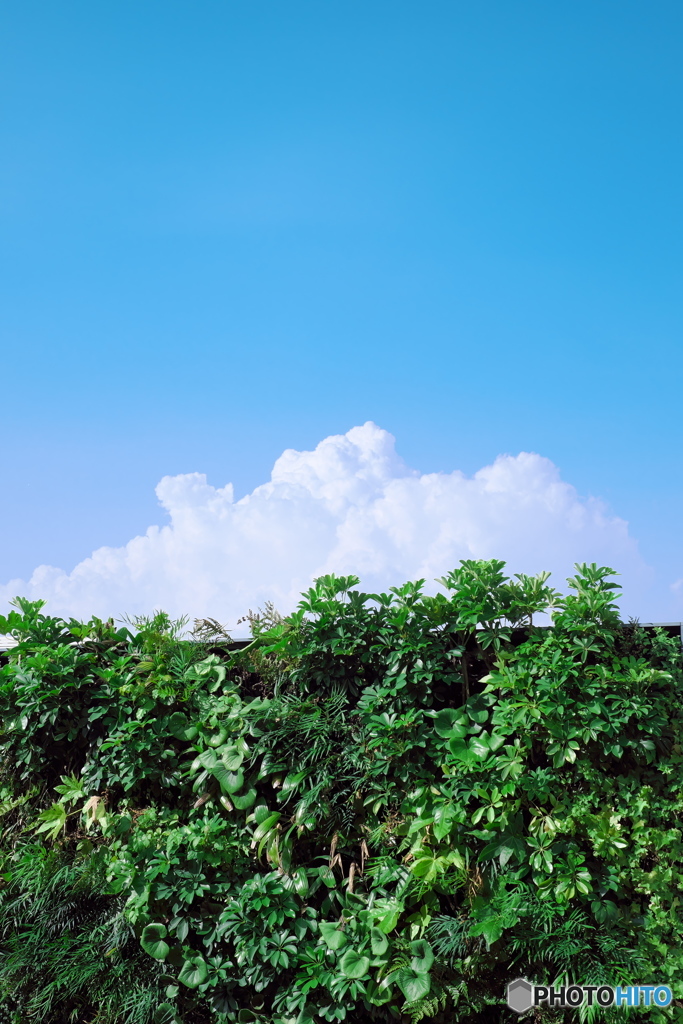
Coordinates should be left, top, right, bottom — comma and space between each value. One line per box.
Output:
1, 1, 682, 621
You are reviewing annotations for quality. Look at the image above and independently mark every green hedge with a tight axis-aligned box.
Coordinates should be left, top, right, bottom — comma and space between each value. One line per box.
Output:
0, 560, 682, 1022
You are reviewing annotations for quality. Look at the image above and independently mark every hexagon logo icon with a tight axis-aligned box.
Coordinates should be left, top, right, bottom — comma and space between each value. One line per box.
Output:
507, 977, 534, 1013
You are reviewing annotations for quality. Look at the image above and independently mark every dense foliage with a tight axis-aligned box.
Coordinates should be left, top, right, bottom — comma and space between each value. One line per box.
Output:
1, 561, 682, 1022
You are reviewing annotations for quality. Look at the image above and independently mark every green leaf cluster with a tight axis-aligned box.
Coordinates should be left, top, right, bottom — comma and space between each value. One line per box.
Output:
0, 564, 682, 1022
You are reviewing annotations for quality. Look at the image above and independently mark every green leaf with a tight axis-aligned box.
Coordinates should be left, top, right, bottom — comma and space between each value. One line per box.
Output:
409, 939, 434, 973
466, 693, 493, 724
293, 867, 309, 897
469, 734, 491, 758
231, 786, 257, 809
432, 709, 468, 739
281, 770, 308, 796
141, 924, 170, 960
53, 774, 84, 804
319, 921, 348, 949
469, 915, 504, 948
154, 1003, 182, 1024
221, 745, 244, 770
253, 813, 281, 843
197, 749, 218, 771
34, 803, 67, 841
220, 768, 244, 794
168, 712, 198, 741
178, 955, 208, 989
370, 928, 389, 955
394, 967, 431, 1002
339, 948, 371, 978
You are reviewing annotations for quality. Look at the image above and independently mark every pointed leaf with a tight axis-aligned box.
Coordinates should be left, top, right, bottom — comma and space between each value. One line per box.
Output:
253, 813, 281, 843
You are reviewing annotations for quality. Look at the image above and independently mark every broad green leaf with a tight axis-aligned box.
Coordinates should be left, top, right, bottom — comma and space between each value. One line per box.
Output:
220, 745, 244, 770
466, 693, 494, 724
168, 712, 198, 741
432, 709, 468, 739
409, 939, 434, 973
281, 770, 307, 796
221, 768, 244, 794
371, 927, 389, 955
140, 923, 170, 960
376, 902, 403, 934
231, 786, 257, 809
208, 725, 229, 747
210, 765, 238, 794
469, 735, 491, 758
178, 955, 208, 989
197, 749, 218, 771
319, 921, 348, 949
394, 967, 431, 1002
252, 803, 273, 824
433, 803, 457, 841
446, 738, 481, 766
339, 948, 371, 978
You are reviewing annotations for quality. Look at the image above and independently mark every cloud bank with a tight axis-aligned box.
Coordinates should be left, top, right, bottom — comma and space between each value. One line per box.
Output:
0, 423, 649, 628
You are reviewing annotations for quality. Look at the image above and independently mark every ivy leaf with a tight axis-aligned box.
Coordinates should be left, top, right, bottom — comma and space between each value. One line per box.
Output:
140, 923, 170, 960
178, 955, 208, 989
339, 948, 371, 978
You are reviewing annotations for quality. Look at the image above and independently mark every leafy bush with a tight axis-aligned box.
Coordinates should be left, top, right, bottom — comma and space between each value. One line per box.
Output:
1, 562, 682, 1022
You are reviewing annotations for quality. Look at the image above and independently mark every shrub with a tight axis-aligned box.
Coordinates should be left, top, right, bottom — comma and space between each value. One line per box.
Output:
0, 562, 682, 1022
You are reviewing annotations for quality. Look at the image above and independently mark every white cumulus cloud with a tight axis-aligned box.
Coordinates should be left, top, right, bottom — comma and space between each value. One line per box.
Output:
0, 422, 650, 628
